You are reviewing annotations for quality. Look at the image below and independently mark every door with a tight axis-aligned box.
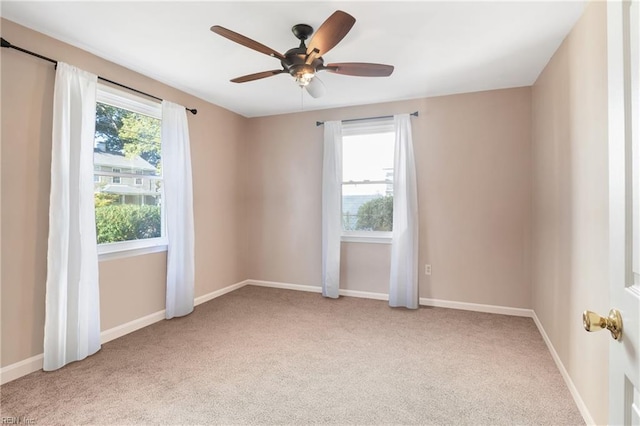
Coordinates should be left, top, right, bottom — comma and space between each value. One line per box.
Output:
608, 0, 640, 424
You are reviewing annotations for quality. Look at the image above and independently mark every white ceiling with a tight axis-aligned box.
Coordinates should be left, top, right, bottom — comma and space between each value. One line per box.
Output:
1, 1, 586, 118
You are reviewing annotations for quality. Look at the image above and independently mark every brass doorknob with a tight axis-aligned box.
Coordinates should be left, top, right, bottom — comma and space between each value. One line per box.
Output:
583, 309, 623, 340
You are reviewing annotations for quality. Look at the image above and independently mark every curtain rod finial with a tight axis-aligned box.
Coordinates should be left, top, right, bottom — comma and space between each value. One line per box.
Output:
1, 38, 12, 48
186, 108, 197, 115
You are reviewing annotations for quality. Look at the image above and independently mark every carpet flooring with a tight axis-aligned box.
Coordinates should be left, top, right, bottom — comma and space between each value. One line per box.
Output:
1, 286, 584, 425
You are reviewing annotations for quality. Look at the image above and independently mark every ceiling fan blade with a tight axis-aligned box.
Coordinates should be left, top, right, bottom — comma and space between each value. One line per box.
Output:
211, 25, 285, 61
324, 62, 394, 77
231, 69, 285, 83
305, 76, 326, 98
306, 10, 356, 57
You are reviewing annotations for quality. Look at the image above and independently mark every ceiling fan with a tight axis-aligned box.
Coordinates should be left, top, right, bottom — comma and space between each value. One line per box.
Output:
210, 10, 394, 98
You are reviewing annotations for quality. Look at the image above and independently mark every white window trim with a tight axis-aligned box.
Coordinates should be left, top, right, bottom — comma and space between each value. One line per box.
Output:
98, 237, 167, 261
97, 83, 162, 119
95, 83, 164, 259
341, 231, 392, 244
341, 118, 395, 244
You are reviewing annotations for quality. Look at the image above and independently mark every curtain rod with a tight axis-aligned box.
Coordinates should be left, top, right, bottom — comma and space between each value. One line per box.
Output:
316, 111, 418, 127
1, 37, 198, 115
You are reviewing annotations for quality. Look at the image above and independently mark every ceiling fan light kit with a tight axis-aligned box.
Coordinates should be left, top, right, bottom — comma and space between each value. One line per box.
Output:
210, 10, 394, 98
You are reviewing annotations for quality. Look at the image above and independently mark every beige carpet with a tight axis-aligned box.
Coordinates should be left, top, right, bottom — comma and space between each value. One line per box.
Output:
1, 286, 583, 425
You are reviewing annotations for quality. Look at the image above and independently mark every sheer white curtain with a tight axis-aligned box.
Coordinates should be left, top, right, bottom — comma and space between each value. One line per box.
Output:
389, 114, 419, 309
162, 100, 195, 319
322, 121, 342, 298
43, 62, 101, 371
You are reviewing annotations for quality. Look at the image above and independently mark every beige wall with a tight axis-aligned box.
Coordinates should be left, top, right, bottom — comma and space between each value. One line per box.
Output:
246, 88, 532, 308
0, 19, 248, 367
531, 1, 609, 424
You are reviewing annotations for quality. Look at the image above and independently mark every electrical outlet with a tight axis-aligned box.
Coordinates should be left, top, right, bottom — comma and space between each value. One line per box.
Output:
425, 264, 432, 275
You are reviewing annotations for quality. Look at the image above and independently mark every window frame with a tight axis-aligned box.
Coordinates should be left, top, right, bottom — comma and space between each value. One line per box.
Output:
94, 83, 167, 260
340, 119, 395, 244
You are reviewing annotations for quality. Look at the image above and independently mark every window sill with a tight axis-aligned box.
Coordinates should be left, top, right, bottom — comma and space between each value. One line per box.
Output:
98, 239, 167, 262
341, 234, 392, 244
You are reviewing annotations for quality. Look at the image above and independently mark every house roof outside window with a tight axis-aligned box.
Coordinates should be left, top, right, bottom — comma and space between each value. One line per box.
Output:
94, 151, 157, 174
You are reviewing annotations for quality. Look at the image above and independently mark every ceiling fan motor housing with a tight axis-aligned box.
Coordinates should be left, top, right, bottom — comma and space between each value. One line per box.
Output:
285, 24, 324, 80
283, 46, 323, 78
291, 24, 313, 41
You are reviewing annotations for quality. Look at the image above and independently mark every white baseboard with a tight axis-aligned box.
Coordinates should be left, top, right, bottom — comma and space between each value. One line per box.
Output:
195, 280, 249, 305
0, 280, 248, 385
531, 312, 595, 426
102, 279, 249, 345
246, 279, 391, 301
0, 354, 44, 385
100, 309, 166, 345
247, 280, 532, 316
246, 279, 322, 293
419, 297, 533, 317
339, 289, 389, 300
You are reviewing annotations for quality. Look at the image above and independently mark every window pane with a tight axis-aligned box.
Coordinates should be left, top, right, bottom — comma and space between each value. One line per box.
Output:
94, 101, 162, 244
94, 194, 162, 244
343, 188, 393, 231
342, 130, 395, 232
342, 132, 394, 182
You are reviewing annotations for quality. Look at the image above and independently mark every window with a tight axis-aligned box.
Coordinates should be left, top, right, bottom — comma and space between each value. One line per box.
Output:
111, 168, 121, 184
93, 84, 165, 258
341, 119, 395, 242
